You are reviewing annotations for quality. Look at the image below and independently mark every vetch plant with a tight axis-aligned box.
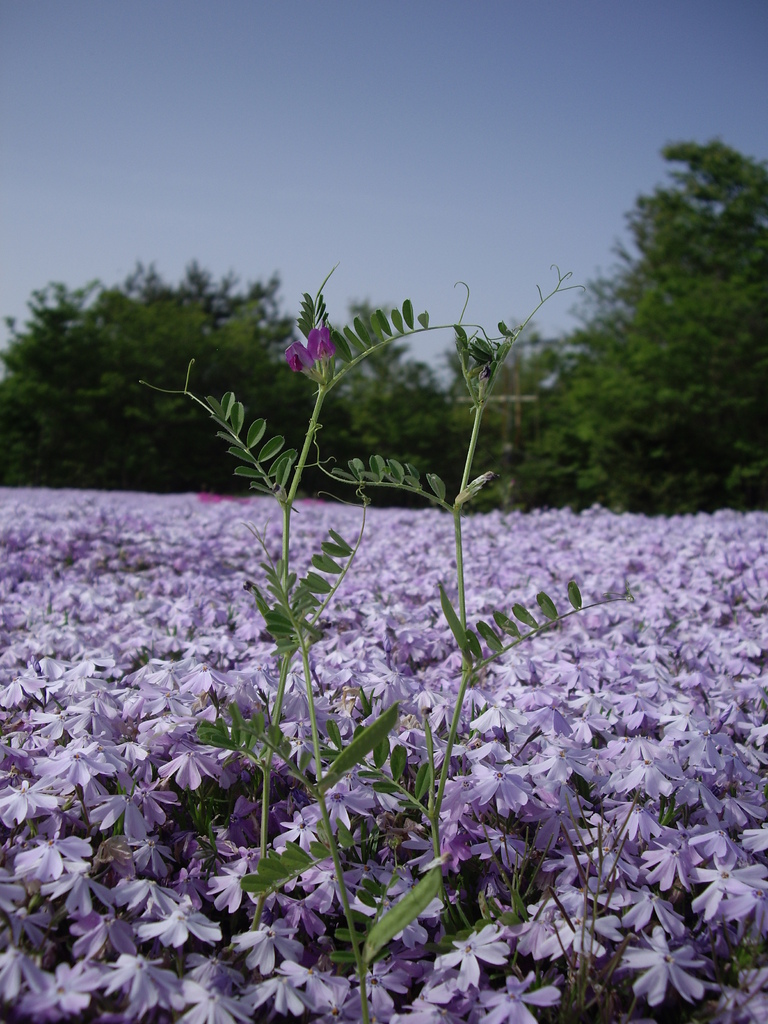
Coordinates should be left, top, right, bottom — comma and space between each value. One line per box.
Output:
178, 267, 632, 1021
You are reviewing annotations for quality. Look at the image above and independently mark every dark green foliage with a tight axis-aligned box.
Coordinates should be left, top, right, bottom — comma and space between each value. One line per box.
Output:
0, 266, 304, 492
0, 275, 468, 502
512, 140, 768, 513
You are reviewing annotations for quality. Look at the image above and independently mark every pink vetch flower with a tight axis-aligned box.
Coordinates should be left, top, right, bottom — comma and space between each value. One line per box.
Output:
622, 926, 707, 1007
434, 924, 510, 992
477, 971, 561, 1024
286, 326, 335, 375
307, 325, 335, 360
285, 340, 315, 372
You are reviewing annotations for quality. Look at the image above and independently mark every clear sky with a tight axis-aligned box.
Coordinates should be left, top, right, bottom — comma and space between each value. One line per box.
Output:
2, 0, 767, 366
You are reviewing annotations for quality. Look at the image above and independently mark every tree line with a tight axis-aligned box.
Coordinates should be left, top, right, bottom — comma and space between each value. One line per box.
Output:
1, 140, 766, 514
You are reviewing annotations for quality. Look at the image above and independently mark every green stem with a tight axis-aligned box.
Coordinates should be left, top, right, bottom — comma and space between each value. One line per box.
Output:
299, 642, 371, 1024
254, 385, 328, 928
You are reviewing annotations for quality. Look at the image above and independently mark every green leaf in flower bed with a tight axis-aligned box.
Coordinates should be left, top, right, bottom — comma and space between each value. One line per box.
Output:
512, 603, 538, 629
568, 580, 583, 610
387, 459, 405, 483
402, 299, 414, 329
240, 840, 313, 894
229, 401, 244, 437
414, 761, 431, 800
417, 311, 430, 329
439, 583, 468, 654
319, 702, 399, 791
390, 307, 404, 333
330, 328, 352, 362
475, 620, 504, 653
373, 737, 390, 769
311, 553, 343, 575
536, 591, 559, 620
390, 744, 407, 781
493, 610, 520, 638
373, 780, 401, 794
343, 325, 367, 353
326, 719, 343, 751
363, 867, 442, 963
330, 951, 359, 964
303, 571, 333, 594
336, 820, 356, 848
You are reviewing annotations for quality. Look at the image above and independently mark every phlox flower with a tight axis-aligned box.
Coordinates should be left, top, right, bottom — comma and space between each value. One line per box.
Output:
0, 779, 59, 826
472, 763, 530, 815
102, 953, 187, 1017
477, 971, 561, 1024
621, 886, 686, 938
434, 924, 510, 991
136, 897, 221, 947
18, 961, 105, 1021
34, 740, 118, 793
245, 971, 308, 1017
157, 745, 221, 789
0, 945, 47, 1004
275, 807, 320, 852
691, 860, 768, 922
42, 867, 113, 916
641, 831, 702, 891
179, 980, 255, 1024
231, 920, 303, 974
70, 908, 137, 958
622, 927, 707, 1006
13, 835, 92, 883
207, 858, 252, 913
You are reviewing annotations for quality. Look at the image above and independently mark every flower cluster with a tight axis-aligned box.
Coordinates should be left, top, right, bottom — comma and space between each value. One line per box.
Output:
0, 488, 767, 1021
285, 325, 335, 378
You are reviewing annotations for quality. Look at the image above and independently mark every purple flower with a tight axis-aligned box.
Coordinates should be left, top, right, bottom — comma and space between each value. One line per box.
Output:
622, 926, 707, 1006
102, 954, 187, 1016
477, 971, 561, 1024
232, 920, 303, 974
136, 897, 221, 947
286, 326, 335, 374
285, 340, 315, 372
307, 325, 335, 360
434, 924, 510, 991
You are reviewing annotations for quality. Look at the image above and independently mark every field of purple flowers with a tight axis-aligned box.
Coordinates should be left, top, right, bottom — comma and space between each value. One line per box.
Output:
1, 487, 767, 1023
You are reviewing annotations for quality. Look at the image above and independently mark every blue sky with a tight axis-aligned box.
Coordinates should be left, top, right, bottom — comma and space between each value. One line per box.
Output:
2, 0, 767, 366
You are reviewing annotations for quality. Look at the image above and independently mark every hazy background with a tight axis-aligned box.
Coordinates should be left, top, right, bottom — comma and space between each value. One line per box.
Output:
2, 0, 767, 363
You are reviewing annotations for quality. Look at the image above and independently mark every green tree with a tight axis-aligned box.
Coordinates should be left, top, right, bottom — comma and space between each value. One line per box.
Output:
0, 266, 305, 492
516, 140, 768, 513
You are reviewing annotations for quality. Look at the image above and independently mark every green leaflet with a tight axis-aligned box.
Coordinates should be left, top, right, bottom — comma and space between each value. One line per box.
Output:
240, 841, 314, 894
568, 580, 583, 610
363, 868, 442, 963
439, 583, 468, 654
258, 435, 285, 462
536, 591, 559, 620
246, 419, 267, 449
320, 702, 399, 791
512, 603, 538, 629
